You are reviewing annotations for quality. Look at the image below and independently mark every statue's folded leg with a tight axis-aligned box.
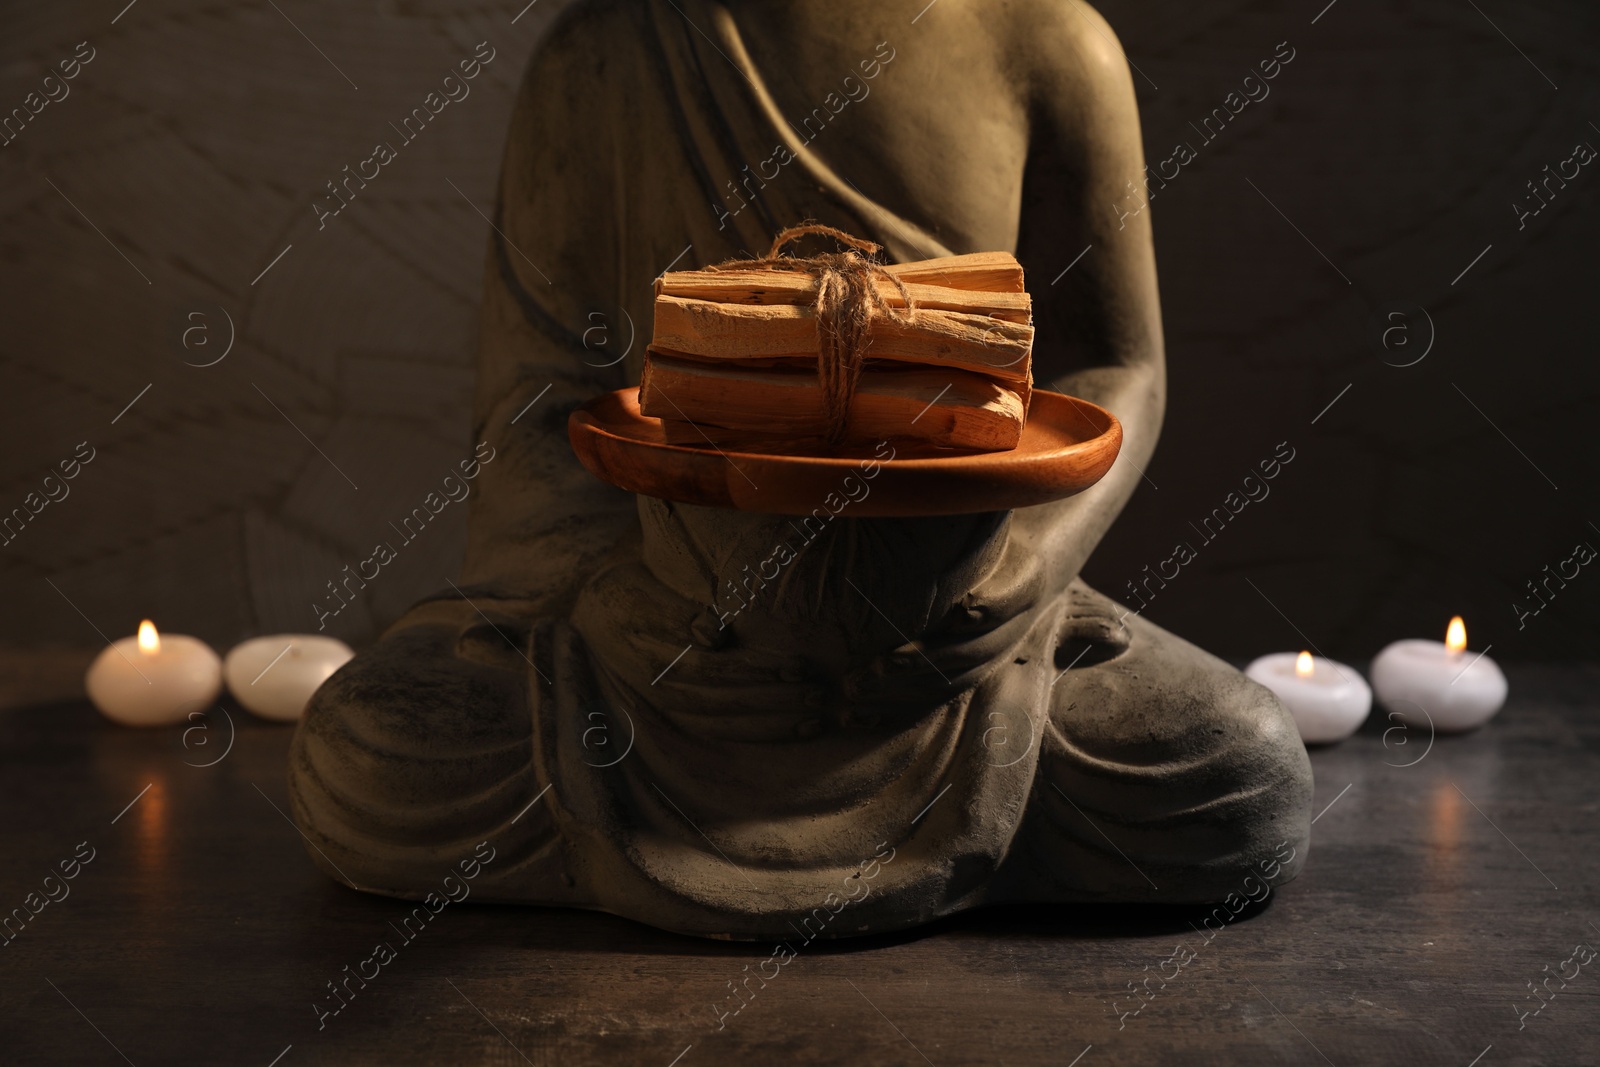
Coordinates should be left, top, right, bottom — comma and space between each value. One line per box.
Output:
995, 580, 1314, 904
287, 598, 577, 904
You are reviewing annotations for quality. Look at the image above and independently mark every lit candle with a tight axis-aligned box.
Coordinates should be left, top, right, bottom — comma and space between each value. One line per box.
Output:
1245, 650, 1373, 744
85, 620, 223, 727
1371, 616, 1506, 733
223, 634, 353, 722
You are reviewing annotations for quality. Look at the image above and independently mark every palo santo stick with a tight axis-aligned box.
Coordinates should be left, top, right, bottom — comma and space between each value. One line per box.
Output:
655, 271, 1032, 323
651, 297, 1033, 385
640, 352, 1024, 451
881, 251, 1025, 293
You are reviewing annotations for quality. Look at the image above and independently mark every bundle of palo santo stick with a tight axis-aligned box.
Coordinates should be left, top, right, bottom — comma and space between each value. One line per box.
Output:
638, 226, 1033, 452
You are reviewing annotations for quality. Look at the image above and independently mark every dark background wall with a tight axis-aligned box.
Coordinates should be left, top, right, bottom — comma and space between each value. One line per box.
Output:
1081, 0, 1599, 663
2, 0, 1596, 705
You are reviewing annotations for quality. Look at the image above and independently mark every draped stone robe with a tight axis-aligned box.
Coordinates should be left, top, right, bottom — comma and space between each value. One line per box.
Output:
288, 0, 1313, 939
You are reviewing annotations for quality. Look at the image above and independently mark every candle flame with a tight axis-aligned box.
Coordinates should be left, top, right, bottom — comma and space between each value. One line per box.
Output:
1295, 651, 1314, 677
137, 619, 160, 654
1445, 616, 1466, 654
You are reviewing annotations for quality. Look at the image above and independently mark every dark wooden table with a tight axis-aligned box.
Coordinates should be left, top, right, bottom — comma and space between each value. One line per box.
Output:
3, 665, 1597, 1066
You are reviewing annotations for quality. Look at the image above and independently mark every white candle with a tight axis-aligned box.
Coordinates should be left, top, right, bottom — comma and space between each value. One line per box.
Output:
1245, 650, 1372, 745
1371, 616, 1506, 733
223, 634, 353, 722
85, 620, 223, 727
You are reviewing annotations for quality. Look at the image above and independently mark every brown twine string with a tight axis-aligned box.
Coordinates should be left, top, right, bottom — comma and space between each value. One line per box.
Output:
708, 223, 916, 446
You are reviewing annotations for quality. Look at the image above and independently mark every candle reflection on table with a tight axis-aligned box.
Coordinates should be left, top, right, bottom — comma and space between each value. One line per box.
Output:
135, 777, 168, 870
1428, 777, 1463, 884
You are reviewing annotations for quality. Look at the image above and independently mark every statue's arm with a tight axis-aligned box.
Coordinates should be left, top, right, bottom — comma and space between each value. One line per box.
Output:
457, 6, 643, 605
1009, 1, 1166, 591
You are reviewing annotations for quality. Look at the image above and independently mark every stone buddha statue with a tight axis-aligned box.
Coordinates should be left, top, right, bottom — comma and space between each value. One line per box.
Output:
288, 0, 1313, 939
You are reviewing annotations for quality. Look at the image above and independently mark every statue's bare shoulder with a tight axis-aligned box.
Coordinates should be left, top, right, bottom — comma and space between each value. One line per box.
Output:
988, 0, 1142, 142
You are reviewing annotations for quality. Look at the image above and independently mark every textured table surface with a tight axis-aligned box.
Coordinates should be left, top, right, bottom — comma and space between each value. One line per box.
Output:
2, 664, 1598, 1066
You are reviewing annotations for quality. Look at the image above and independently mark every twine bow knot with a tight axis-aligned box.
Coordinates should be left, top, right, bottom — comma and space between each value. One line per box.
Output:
709, 224, 916, 446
